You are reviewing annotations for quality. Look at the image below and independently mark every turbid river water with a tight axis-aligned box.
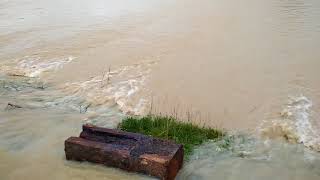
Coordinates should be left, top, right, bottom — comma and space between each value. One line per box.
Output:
1, 0, 320, 179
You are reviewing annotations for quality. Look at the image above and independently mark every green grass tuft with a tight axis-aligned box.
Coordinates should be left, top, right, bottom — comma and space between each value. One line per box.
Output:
118, 115, 225, 159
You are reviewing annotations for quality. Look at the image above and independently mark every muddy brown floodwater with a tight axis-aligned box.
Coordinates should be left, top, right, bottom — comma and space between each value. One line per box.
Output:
1, 0, 320, 179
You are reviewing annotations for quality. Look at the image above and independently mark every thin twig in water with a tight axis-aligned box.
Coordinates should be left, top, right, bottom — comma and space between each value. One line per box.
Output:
101, 69, 107, 88
106, 66, 111, 86
101, 66, 111, 88
80, 103, 91, 114
5, 103, 22, 111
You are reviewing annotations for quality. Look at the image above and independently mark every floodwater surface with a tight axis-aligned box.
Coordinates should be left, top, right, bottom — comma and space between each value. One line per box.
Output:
1, 0, 320, 179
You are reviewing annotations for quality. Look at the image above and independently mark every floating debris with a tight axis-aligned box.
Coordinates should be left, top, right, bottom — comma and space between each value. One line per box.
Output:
5, 103, 23, 111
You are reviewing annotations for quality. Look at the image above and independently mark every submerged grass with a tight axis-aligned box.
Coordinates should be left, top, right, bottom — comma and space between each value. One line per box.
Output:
118, 115, 225, 159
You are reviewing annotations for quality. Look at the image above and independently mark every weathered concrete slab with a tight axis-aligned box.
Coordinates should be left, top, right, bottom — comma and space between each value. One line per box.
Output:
65, 124, 184, 180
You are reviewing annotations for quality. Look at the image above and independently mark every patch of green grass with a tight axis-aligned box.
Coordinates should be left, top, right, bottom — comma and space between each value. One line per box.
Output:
118, 115, 225, 159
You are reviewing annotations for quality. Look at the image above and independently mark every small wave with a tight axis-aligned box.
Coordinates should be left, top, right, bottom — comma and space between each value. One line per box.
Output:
260, 95, 320, 151
0, 56, 75, 78
0, 74, 123, 128
1, 58, 156, 127
178, 134, 320, 180
62, 61, 157, 116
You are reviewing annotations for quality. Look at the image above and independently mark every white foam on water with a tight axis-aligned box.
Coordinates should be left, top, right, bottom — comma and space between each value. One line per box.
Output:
62, 61, 157, 116
0, 74, 125, 128
260, 95, 320, 151
0, 56, 75, 78
18, 57, 75, 77
0, 57, 157, 127
178, 135, 320, 180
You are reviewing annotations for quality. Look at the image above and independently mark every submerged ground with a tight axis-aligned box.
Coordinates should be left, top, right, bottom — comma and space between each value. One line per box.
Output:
1, 0, 320, 179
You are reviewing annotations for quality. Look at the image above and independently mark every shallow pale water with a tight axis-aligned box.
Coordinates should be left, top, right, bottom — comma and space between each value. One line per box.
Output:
1, 0, 320, 179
